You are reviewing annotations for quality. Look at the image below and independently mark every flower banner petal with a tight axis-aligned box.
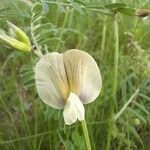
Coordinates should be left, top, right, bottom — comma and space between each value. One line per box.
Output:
63, 49, 102, 104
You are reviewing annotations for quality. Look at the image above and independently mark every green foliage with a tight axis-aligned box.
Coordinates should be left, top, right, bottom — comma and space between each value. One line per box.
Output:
0, 0, 150, 150
20, 65, 35, 88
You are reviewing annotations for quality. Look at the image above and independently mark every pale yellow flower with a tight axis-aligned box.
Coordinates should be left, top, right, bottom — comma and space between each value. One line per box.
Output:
35, 49, 102, 125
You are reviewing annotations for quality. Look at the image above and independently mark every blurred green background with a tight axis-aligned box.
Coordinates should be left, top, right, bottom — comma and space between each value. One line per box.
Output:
0, 0, 150, 149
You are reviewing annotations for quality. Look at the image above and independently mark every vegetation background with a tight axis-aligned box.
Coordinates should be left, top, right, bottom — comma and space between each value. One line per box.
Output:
0, 0, 150, 149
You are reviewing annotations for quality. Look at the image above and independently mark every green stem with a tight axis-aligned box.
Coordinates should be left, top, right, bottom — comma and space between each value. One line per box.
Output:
30, 23, 43, 58
100, 16, 107, 60
81, 120, 91, 150
114, 89, 139, 121
56, 6, 70, 51
112, 14, 119, 100
106, 13, 119, 150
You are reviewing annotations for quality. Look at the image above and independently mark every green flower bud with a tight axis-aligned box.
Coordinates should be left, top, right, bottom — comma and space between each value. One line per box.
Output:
0, 21, 32, 52
7, 21, 31, 46
0, 33, 31, 52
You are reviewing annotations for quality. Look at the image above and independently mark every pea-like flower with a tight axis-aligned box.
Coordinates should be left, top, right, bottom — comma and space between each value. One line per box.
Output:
35, 49, 102, 125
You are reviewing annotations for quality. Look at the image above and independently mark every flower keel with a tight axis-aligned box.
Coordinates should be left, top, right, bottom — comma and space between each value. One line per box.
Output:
63, 92, 85, 125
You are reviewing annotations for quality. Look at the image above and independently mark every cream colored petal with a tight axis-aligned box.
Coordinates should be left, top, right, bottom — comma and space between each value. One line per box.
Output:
63, 49, 102, 104
35, 52, 69, 109
63, 92, 85, 125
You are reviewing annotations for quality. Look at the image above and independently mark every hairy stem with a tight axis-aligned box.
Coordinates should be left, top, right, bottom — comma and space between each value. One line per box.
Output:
30, 23, 43, 58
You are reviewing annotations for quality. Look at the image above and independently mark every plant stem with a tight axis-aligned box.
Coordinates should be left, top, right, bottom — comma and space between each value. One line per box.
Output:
30, 23, 43, 58
100, 16, 107, 60
56, 6, 70, 51
112, 14, 119, 101
81, 120, 91, 150
114, 89, 139, 121
106, 13, 119, 150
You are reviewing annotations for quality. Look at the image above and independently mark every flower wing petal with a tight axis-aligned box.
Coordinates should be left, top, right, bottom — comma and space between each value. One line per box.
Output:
35, 52, 69, 109
63, 49, 102, 104
63, 92, 85, 125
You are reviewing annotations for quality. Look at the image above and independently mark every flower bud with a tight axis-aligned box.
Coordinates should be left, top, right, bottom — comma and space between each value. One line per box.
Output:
7, 21, 31, 46
0, 21, 31, 52
0, 33, 31, 52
